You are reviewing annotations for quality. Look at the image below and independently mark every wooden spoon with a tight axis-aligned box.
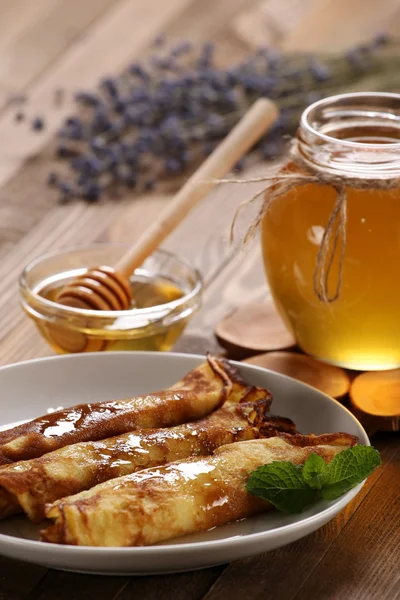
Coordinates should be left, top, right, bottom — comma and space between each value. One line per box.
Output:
50, 98, 279, 352
243, 351, 351, 399
350, 370, 400, 432
215, 299, 296, 359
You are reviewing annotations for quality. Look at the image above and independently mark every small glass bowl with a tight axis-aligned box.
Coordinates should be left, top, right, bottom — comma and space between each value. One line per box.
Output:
19, 244, 202, 354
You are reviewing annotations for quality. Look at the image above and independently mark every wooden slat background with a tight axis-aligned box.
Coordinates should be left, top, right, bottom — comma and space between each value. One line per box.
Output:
0, 1, 398, 599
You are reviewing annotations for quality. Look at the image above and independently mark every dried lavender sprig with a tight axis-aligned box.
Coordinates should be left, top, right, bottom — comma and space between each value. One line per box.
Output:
47, 37, 400, 202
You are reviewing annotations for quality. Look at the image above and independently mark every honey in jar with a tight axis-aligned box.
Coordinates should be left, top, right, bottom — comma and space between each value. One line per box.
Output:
20, 246, 202, 354
261, 93, 400, 371
37, 273, 186, 353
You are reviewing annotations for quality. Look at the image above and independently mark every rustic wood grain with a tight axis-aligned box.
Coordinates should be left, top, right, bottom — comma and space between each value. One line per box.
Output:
0, 1, 397, 599
0, 1, 56, 64
184, 242, 268, 345
282, 0, 400, 50
25, 572, 129, 600
0, 556, 46, 600
113, 567, 226, 600
232, 0, 314, 48
233, 0, 400, 51
0, 0, 118, 110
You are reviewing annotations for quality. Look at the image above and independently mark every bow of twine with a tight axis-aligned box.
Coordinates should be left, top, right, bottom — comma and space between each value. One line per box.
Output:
222, 167, 348, 304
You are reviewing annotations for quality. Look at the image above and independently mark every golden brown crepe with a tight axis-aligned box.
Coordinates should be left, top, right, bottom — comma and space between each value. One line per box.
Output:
0, 388, 292, 522
42, 432, 357, 546
0, 355, 259, 465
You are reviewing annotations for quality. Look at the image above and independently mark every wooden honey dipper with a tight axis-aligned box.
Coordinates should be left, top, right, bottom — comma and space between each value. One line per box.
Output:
52, 98, 278, 351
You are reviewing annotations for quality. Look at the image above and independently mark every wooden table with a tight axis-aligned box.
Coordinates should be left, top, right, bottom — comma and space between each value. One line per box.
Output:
0, 0, 399, 598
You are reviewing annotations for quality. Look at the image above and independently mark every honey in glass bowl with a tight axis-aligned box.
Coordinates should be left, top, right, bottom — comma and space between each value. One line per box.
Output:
261, 93, 400, 371
20, 245, 202, 353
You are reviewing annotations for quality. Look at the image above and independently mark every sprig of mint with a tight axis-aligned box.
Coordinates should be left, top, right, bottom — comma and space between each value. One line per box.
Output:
246, 446, 381, 513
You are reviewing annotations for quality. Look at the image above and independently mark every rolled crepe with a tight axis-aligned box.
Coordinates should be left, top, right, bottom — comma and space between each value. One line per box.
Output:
0, 389, 291, 522
42, 432, 357, 546
0, 355, 259, 465
0, 394, 292, 522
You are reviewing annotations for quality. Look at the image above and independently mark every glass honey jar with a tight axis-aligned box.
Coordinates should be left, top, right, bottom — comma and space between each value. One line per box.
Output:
261, 93, 400, 371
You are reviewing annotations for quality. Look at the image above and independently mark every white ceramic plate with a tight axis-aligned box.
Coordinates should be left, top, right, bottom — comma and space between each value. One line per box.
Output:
0, 352, 368, 575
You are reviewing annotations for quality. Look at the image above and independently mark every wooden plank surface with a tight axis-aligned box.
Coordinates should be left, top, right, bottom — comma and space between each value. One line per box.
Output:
0, 0, 118, 109
0, 1, 398, 599
232, 0, 400, 49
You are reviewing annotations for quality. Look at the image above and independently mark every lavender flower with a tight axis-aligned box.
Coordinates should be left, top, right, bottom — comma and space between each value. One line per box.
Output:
47, 172, 58, 186
152, 34, 166, 48
32, 117, 45, 131
58, 181, 74, 203
82, 182, 101, 202
309, 60, 330, 82
42, 36, 396, 202
143, 178, 155, 191
75, 91, 101, 106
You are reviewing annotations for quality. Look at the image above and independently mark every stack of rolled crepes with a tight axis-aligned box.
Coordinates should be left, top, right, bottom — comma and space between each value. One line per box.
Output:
0, 355, 357, 546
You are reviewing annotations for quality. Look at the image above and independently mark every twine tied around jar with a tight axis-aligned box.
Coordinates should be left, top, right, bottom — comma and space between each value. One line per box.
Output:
225, 145, 398, 303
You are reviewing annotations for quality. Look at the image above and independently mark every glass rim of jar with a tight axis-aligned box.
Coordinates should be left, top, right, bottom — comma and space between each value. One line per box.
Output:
19, 244, 203, 321
298, 92, 400, 176
300, 91, 400, 149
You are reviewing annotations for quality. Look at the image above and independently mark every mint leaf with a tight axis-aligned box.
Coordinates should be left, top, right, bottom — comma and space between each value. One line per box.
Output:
246, 461, 317, 513
246, 446, 381, 513
302, 453, 328, 490
320, 446, 381, 501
